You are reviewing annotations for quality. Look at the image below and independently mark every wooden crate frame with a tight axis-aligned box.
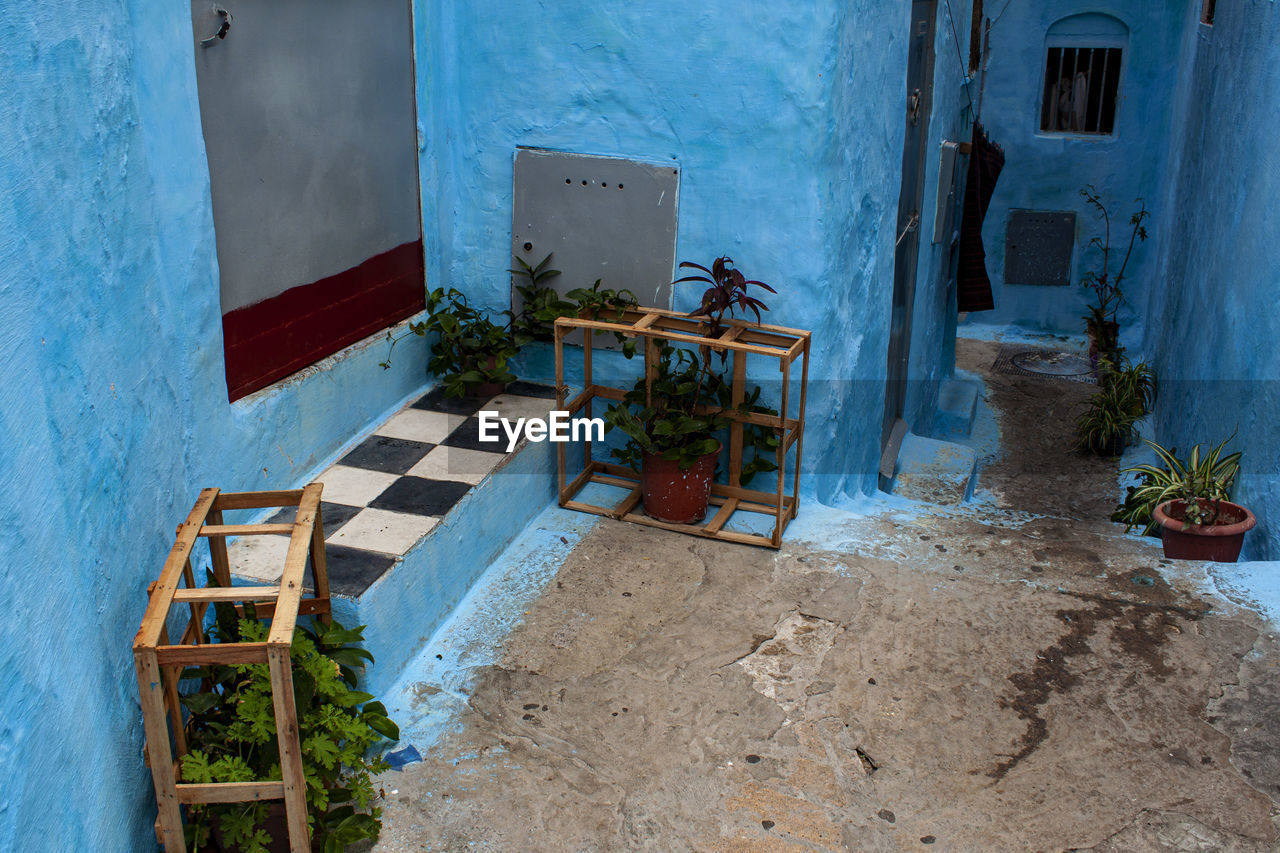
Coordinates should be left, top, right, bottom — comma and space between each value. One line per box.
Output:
133, 484, 331, 853
553, 307, 810, 548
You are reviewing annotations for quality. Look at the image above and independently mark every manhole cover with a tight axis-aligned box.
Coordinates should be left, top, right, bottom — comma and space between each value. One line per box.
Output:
1009, 350, 1093, 377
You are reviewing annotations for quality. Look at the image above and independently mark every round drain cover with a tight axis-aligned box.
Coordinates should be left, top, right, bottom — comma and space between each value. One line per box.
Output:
1009, 350, 1093, 377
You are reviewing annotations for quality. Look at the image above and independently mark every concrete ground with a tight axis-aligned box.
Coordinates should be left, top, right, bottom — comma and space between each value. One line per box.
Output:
370, 339, 1280, 852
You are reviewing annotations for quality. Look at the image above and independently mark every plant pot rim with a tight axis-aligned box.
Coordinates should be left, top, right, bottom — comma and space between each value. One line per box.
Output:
1153, 498, 1256, 538
641, 440, 722, 467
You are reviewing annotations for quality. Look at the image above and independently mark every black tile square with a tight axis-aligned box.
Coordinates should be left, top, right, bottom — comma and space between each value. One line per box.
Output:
321, 544, 397, 597
504, 381, 558, 399
410, 386, 489, 416
442, 416, 509, 454
266, 501, 363, 537
339, 435, 433, 475
369, 476, 473, 517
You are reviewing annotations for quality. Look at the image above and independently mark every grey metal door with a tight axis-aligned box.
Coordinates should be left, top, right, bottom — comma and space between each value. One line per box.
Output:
881, 0, 938, 474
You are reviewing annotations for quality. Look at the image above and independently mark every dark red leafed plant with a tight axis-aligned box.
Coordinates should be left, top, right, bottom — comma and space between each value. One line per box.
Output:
675, 256, 776, 334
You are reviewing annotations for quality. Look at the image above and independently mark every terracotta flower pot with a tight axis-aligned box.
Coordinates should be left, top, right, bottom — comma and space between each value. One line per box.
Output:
640, 444, 720, 524
467, 354, 508, 399
1154, 498, 1256, 562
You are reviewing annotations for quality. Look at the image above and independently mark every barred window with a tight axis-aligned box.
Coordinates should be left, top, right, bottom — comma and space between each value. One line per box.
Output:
1040, 46, 1122, 135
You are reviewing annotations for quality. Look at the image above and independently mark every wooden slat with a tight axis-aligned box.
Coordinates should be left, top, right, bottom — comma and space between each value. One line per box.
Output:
155, 643, 270, 667
612, 486, 643, 519
205, 508, 233, 588
157, 624, 188, 758
729, 349, 746, 488
704, 499, 738, 533
618, 510, 773, 547
556, 317, 787, 357
172, 586, 280, 603
199, 523, 295, 537
555, 327, 568, 501
212, 489, 304, 511
309, 505, 332, 627
268, 645, 312, 852
247, 596, 331, 621
135, 489, 219, 651
175, 781, 285, 805
136, 649, 187, 853
267, 483, 323, 646
560, 463, 594, 505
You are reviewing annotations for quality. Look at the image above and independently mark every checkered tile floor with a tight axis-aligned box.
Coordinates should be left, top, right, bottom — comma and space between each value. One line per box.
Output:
228, 381, 557, 596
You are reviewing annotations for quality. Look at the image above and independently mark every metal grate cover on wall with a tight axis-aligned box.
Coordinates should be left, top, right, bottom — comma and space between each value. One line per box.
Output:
511, 148, 679, 347
1004, 209, 1076, 286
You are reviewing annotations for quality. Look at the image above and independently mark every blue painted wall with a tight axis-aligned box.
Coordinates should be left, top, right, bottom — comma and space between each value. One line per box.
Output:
0, 2, 428, 850
960, 2, 1189, 337
413, 0, 917, 498
1145, 1, 1280, 560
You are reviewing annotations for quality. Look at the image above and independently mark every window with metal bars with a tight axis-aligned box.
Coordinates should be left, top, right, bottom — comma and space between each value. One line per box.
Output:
1039, 46, 1123, 135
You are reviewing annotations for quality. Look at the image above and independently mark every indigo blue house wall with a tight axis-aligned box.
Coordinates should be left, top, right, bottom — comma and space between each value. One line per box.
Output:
413, 0, 920, 497
1145, 1, 1280, 560
960, 2, 1189, 337
0, 3, 428, 850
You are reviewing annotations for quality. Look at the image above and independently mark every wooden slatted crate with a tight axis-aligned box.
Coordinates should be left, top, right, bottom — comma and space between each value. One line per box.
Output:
133, 485, 331, 853
553, 307, 810, 548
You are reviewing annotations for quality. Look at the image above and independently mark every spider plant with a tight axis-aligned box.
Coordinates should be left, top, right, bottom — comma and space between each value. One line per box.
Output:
1075, 356, 1156, 455
1111, 433, 1241, 534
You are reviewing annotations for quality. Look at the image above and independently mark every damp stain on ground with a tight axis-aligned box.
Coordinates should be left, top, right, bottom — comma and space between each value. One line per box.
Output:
989, 578, 1209, 781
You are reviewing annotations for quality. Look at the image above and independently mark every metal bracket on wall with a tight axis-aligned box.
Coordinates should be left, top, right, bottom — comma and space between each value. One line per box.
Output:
200, 7, 232, 47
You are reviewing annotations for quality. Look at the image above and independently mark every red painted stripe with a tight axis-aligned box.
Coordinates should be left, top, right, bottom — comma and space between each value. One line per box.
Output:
222, 240, 425, 401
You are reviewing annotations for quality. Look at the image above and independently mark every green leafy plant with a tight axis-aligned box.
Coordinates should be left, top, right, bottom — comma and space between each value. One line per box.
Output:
180, 597, 398, 853
1079, 186, 1149, 361
381, 287, 518, 397
1075, 356, 1156, 455
604, 256, 778, 480
510, 254, 572, 343
1112, 434, 1241, 534
384, 254, 639, 395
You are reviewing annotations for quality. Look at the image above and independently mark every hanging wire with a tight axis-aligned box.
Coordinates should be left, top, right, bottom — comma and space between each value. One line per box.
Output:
992, 0, 1014, 28
942, 0, 977, 115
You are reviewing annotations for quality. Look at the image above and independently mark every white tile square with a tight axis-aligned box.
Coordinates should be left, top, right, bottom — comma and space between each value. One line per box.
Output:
226, 534, 290, 583
315, 464, 399, 507
327, 507, 438, 556
407, 445, 502, 485
375, 409, 465, 444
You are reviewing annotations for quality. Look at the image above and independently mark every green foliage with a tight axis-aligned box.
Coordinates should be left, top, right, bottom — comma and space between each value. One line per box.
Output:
509, 254, 570, 343
1112, 433, 1241, 534
604, 256, 779, 480
180, 597, 398, 852
1079, 186, 1149, 362
382, 253, 638, 394
1075, 356, 1157, 455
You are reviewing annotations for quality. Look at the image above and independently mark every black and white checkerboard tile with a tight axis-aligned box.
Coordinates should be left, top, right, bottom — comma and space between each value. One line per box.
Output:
228, 382, 557, 596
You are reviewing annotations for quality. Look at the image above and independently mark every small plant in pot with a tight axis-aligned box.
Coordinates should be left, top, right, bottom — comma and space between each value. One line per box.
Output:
603, 256, 777, 524
1079, 186, 1149, 367
1116, 433, 1255, 561
1074, 356, 1156, 456
1112, 434, 1240, 535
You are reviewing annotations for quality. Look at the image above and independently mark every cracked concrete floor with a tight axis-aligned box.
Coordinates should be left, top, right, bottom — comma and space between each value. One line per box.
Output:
370, 339, 1280, 852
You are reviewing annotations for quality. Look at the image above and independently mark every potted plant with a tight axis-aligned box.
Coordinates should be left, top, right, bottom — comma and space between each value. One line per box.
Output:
1074, 356, 1156, 455
1079, 187, 1149, 367
179, 595, 399, 853
1154, 494, 1256, 562
603, 256, 777, 524
383, 254, 637, 396
1113, 434, 1240, 535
